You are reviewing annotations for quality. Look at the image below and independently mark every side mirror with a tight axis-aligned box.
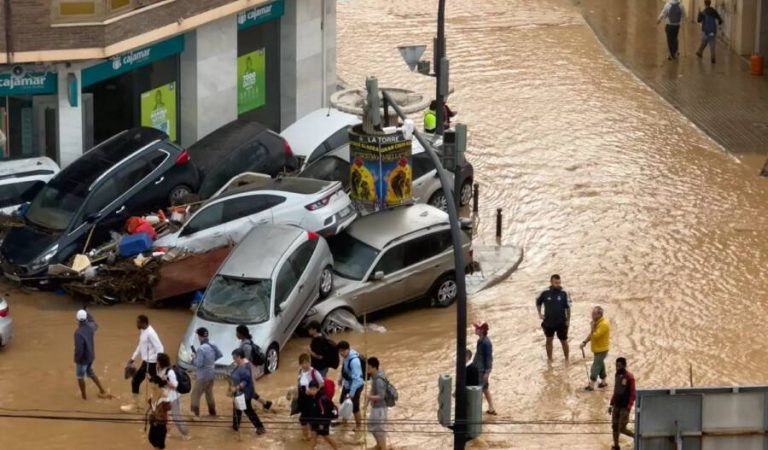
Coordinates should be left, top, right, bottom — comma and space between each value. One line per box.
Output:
372, 271, 384, 281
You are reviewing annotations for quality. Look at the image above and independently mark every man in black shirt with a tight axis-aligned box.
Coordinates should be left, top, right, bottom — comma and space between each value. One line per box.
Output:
536, 274, 572, 361
307, 321, 338, 377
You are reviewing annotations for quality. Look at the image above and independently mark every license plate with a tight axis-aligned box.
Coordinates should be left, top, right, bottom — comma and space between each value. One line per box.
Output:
339, 206, 352, 218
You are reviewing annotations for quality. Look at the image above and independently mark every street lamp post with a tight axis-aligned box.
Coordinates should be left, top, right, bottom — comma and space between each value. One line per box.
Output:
435, 0, 447, 136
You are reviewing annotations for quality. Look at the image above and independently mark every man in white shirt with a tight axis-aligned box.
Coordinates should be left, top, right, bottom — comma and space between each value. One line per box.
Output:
121, 314, 164, 413
657, 0, 686, 60
156, 352, 190, 440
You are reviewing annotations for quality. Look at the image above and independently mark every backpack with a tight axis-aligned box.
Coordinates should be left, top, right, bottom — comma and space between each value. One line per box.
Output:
244, 340, 266, 366
171, 366, 191, 394
325, 338, 340, 369
374, 373, 399, 407
343, 354, 366, 381
668, 3, 682, 24
309, 368, 336, 400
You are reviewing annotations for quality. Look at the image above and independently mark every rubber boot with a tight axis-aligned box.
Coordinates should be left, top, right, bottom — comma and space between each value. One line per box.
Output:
120, 394, 140, 413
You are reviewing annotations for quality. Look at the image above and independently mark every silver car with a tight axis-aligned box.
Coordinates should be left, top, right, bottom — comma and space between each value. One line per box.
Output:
177, 224, 333, 374
0, 297, 12, 347
303, 204, 473, 335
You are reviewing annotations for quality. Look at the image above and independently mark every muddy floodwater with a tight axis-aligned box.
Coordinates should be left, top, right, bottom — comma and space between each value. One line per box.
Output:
3, 0, 768, 449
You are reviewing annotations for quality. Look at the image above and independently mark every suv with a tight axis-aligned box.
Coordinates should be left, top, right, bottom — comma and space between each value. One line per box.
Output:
0, 157, 60, 215
0, 128, 199, 284
191, 119, 298, 199
303, 204, 472, 335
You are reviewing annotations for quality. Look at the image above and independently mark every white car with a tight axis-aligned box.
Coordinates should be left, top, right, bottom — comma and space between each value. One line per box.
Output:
280, 108, 360, 171
155, 173, 357, 253
0, 157, 59, 215
0, 297, 12, 347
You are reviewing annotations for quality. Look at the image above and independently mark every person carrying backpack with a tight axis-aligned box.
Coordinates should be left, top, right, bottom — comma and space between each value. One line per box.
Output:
696, 0, 723, 63
306, 380, 340, 450
337, 341, 364, 434
657, 0, 686, 60
297, 353, 327, 440
307, 321, 339, 377
236, 324, 273, 411
365, 357, 396, 450
156, 353, 191, 441
190, 327, 222, 417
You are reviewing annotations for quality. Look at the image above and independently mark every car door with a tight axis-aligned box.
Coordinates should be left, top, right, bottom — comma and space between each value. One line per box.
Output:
411, 154, 435, 202
127, 148, 171, 210
402, 230, 453, 299
219, 194, 278, 242
174, 201, 226, 251
273, 238, 319, 344
354, 242, 409, 314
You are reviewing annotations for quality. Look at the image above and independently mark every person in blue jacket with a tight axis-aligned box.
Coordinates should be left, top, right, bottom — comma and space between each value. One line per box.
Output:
337, 341, 363, 433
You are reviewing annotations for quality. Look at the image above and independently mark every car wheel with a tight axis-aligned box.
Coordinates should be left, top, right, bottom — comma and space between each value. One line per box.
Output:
265, 344, 279, 374
460, 181, 473, 207
168, 184, 192, 205
428, 190, 448, 212
432, 273, 458, 307
321, 308, 356, 335
319, 265, 333, 299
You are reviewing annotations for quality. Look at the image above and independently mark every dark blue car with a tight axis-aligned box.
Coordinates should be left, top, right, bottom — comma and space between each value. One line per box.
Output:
0, 127, 199, 286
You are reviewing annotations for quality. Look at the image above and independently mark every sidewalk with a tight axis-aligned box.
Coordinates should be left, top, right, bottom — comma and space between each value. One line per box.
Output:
466, 245, 524, 296
577, 0, 768, 160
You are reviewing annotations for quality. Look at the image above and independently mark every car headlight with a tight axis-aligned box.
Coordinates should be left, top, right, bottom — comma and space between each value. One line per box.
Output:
29, 245, 59, 271
178, 342, 191, 363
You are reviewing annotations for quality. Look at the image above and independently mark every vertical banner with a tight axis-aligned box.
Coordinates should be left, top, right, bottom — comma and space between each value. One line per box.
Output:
349, 126, 413, 211
140, 82, 177, 141
237, 49, 266, 114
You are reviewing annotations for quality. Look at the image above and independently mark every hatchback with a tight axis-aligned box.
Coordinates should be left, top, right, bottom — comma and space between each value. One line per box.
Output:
191, 119, 298, 199
155, 174, 356, 253
177, 224, 334, 374
0, 128, 199, 284
280, 108, 360, 171
302, 204, 472, 335
0, 157, 59, 215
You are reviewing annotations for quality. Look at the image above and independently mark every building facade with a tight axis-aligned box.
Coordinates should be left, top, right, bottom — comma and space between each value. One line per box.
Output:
0, 0, 337, 166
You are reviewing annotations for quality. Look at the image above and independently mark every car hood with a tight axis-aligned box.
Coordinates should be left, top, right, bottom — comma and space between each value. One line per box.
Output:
329, 274, 358, 297
1, 224, 61, 265
179, 314, 274, 368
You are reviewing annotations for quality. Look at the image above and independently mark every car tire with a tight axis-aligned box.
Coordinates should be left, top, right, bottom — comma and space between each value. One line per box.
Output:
319, 265, 333, 299
431, 273, 458, 307
460, 181, 473, 206
321, 308, 355, 335
168, 184, 192, 205
265, 344, 279, 374
428, 190, 449, 212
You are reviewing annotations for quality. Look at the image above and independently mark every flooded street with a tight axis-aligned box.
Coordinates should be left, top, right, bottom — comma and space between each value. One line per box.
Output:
3, 0, 768, 448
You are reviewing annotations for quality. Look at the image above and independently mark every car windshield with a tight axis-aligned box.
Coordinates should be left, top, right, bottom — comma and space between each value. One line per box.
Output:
197, 275, 272, 324
327, 232, 379, 280
25, 181, 85, 231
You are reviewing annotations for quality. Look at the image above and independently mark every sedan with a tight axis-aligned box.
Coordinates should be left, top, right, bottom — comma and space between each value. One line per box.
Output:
155, 174, 356, 253
177, 225, 334, 374
0, 297, 12, 347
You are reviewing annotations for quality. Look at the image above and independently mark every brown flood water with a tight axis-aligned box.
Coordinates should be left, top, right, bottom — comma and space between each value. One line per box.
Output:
3, 0, 768, 448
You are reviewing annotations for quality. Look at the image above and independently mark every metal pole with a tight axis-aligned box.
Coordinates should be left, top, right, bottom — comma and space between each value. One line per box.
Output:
496, 208, 502, 238
381, 90, 467, 449
472, 183, 479, 214
435, 0, 447, 136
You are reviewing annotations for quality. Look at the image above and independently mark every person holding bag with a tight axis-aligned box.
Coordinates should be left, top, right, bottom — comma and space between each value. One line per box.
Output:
230, 348, 266, 435
297, 353, 325, 440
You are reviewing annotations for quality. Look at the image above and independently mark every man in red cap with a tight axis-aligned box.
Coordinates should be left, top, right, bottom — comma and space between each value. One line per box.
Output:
471, 322, 496, 415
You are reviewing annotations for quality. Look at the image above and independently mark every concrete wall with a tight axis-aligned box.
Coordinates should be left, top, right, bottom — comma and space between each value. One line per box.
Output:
280, 0, 337, 130
179, 16, 238, 147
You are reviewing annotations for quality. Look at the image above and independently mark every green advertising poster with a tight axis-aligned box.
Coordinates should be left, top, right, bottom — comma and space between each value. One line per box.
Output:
237, 49, 266, 114
140, 82, 177, 141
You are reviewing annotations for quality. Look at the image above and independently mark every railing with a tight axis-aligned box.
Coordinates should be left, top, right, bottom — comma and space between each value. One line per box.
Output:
52, 0, 167, 24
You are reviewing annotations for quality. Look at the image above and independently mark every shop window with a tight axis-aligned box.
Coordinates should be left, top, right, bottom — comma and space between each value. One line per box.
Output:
59, 1, 97, 16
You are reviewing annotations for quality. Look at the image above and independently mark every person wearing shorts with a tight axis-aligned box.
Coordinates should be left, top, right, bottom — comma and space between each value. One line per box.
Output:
306, 380, 339, 449
536, 274, 572, 361
73, 309, 108, 400
337, 341, 364, 432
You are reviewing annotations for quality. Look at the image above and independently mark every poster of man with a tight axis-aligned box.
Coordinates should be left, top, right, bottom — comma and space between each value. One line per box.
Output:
140, 83, 177, 141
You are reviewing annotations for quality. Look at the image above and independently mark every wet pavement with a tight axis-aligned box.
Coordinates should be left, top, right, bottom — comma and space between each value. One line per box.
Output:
579, 0, 768, 170
4, 0, 768, 449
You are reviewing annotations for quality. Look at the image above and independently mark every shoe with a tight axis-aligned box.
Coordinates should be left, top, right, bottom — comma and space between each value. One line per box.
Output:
584, 385, 595, 391
120, 394, 140, 413
181, 434, 192, 441
486, 409, 498, 415
255, 427, 266, 435
263, 400, 272, 411
598, 382, 609, 388
711, 58, 716, 64
667, 55, 673, 60
696, 51, 702, 58
611, 446, 620, 450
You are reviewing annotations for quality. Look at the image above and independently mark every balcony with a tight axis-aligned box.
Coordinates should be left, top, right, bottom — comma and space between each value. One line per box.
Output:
52, 0, 172, 25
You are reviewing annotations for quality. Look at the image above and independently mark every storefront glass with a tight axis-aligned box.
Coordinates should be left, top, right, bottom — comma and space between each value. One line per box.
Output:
237, 1, 283, 131
0, 71, 59, 161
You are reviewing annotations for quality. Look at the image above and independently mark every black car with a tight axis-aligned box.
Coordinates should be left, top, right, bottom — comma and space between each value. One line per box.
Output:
0, 127, 199, 285
190, 119, 298, 199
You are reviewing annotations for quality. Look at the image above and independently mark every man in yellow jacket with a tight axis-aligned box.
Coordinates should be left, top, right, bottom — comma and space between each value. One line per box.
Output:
580, 306, 610, 391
